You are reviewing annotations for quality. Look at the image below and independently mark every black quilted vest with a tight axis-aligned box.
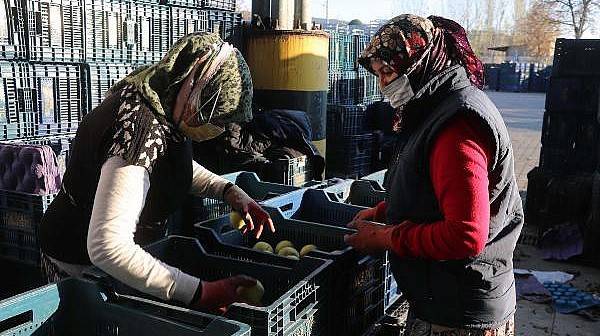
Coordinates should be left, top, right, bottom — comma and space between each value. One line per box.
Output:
40, 90, 193, 265
385, 66, 523, 329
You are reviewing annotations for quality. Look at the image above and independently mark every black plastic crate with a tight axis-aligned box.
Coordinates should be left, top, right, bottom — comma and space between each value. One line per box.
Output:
259, 189, 386, 336
31, 63, 85, 136
170, 6, 209, 45
485, 65, 500, 90
326, 133, 374, 179
6, 133, 75, 176
541, 113, 599, 149
206, 10, 242, 46
0, 259, 44, 300
539, 145, 599, 175
327, 104, 367, 137
95, 236, 329, 336
85, 0, 170, 64
0, 278, 252, 336
545, 76, 600, 115
24, 0, 85, 62
0, 61, 35, 140
0, 190, 55, 265
86, 62, 139, 111
266, 155, 312, 187
552, 39, 600, 77
195, 209, 385, 336
0, 0, 27, 60
525, 167, 593, 230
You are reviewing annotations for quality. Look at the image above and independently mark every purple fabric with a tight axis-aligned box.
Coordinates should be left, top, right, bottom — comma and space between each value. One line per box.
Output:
0, 143, 61, 195
540, 223, 584, 260
515, 273, 552, 303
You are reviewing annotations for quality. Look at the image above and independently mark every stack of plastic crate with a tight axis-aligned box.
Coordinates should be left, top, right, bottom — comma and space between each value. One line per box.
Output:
327, 31, 381, 106
326, 104, 376, 179
527, 39, 600, 265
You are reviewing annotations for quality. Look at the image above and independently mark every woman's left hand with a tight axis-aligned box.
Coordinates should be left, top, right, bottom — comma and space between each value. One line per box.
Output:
344, 219, 396, 254
224, 185, 275, 238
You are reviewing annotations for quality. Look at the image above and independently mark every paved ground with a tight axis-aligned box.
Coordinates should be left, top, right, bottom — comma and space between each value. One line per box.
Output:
486, 91, 546, 192
513, 245, 600, 336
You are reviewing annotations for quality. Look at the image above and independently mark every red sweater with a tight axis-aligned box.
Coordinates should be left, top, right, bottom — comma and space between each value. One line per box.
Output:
375, 115, 493, 260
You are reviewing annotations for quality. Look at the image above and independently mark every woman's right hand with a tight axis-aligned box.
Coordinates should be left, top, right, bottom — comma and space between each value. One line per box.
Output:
192, 275, 257, 313
353, 207, 377, 221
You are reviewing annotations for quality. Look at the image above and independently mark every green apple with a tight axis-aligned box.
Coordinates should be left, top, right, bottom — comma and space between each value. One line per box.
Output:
236, 280, 264, 305
278, 246, 300, 259
253, 241, 274, 253
275, 240, 294, 254
299, 244, 317, 257
229, 212, 246, 230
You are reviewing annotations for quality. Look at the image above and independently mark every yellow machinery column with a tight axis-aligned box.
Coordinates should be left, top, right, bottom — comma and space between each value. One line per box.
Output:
246, 30, 329, 158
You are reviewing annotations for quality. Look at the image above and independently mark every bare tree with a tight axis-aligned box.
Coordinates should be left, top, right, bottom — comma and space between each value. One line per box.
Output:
514, 1, 561, 62
541, 0, 600, 38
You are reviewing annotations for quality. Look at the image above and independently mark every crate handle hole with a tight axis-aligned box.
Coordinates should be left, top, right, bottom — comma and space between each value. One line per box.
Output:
279, 203, 294, 212
0, 310, 33, 332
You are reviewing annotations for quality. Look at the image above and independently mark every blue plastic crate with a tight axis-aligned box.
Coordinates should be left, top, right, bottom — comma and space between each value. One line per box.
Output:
0, 0, 27, 60
0, 62, 35, 140
162, 0, 237, 11
320, 179, 385, 208
170, 6, 209, 45
24, 0, 85, 63
327, 104, 368, 137
91, 236, 328, 336
86, 63, 141, 112
0, 278, 252, 336
206, 10, 242, 47
326, 134, 375, 179
192, 171, 301, 222
85, 0, 170, 64
31, 63, 86, 137
361, 169, 386, 188
262, 188, 366, 227
195, 209, 385, 336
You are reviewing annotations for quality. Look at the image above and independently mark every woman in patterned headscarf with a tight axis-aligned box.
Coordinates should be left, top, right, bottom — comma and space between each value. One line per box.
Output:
40, 32, 273, 311
345, 15, 521, 335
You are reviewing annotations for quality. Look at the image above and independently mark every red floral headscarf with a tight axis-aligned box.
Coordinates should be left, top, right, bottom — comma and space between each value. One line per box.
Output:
358, 14, 484, 90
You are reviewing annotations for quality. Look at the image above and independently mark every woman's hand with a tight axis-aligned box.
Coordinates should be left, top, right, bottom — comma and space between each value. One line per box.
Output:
353, 207, 378, 221
224, 185, 275, 238
344, 219, 396, 254
192, 275, 258, 313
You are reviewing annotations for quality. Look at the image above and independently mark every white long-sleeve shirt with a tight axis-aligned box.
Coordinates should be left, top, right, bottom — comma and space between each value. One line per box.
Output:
50, 156, 230, 305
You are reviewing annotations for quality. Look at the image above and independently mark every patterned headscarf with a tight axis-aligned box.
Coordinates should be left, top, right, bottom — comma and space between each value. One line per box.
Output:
358, 14, 484, 91
110, 32, 253, 128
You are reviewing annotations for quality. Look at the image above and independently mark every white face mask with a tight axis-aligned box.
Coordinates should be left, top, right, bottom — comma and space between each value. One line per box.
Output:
381, 75, 415, 109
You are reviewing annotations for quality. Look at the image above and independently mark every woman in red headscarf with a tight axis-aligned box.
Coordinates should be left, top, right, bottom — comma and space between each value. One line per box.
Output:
344, 15, 521, 335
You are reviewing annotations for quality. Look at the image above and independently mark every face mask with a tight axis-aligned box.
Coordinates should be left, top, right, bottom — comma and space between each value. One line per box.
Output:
179, 83, 225, 142
179, 121, 225, 142
381, 75, 415, 109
